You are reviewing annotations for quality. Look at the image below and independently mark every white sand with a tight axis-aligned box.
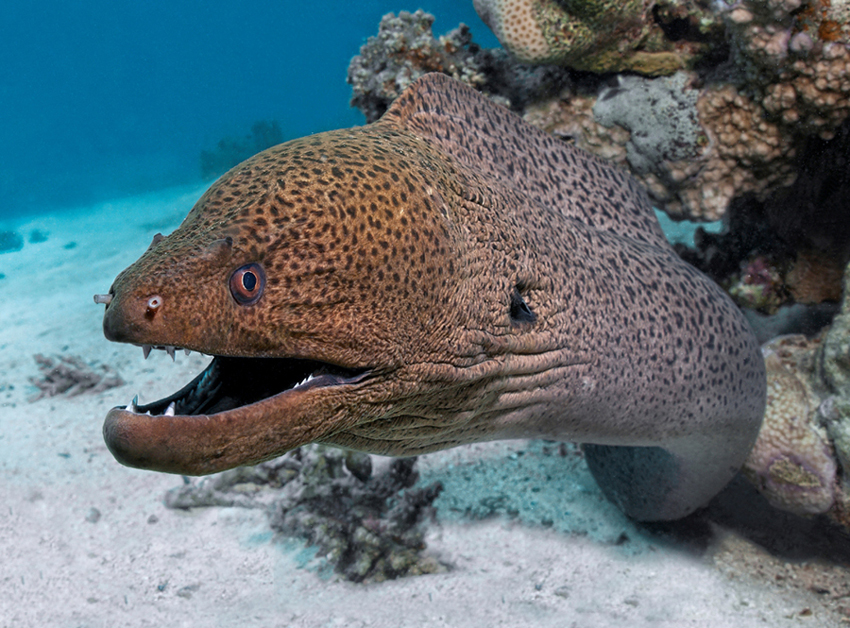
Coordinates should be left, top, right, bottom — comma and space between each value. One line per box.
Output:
0, 187, 845, 627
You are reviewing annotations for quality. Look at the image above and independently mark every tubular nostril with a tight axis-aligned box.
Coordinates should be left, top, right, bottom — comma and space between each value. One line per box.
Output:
93, 294, 113, 305
145, 295, 163, 318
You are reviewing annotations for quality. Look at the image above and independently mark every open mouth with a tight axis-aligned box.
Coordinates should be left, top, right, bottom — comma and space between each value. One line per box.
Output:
126, 352, 370, 417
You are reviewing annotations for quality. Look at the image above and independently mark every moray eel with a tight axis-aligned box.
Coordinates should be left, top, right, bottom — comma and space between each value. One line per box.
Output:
98, 74, 766, 521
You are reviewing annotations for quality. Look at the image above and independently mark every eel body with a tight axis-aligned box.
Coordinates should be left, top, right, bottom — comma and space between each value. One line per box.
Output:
98, 74, 766, 521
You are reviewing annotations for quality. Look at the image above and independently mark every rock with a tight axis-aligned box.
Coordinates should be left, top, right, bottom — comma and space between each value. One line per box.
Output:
0, 230, 23, 253
743, 341, 836, 516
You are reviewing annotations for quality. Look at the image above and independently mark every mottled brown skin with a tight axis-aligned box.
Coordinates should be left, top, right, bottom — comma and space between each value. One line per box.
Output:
101, 74, 766, 521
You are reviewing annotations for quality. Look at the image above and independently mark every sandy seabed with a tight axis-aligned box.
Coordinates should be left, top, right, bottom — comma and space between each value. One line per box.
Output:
1, 186, 848, 628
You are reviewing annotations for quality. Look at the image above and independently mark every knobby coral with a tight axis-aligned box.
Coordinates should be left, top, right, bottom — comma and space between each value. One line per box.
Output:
472, 0, 721, 75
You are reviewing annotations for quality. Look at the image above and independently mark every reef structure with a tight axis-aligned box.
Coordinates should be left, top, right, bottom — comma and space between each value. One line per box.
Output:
349, 4, 850, 320
492, 0, 850, 224
347, 10, 578, 120
351, 3, 850, 230
471, 0, 723, 75
744, 336, 838, 517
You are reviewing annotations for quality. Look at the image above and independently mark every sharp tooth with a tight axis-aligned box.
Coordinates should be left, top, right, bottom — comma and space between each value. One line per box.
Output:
128, 395, 140, 413
166, 346, 176, 361
164, 402, 176, 417
184, 349, 191, 356
143, 345, 152, 360
295, 373, 317, 389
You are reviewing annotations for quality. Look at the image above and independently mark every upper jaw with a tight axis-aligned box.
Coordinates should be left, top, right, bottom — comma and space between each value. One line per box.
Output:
135, 343, 193, 361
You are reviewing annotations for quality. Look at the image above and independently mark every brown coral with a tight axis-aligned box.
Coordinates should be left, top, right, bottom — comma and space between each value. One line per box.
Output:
496, 0, 850, 222
523, 77, 799, 221
670, 85, 798, 221
786, 249, 845, 305
350, 2, 849, 225
726, 0, 850, 140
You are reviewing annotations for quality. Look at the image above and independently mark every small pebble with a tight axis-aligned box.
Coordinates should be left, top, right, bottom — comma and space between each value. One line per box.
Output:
554, 586, 570, 599
176, 584, 200, 599
85, 507, 101, 523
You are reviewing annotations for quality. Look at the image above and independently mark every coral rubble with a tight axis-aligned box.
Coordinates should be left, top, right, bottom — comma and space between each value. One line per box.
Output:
165, 445, 445, 582
28, 354, 124, 401
28, 229, 48, 244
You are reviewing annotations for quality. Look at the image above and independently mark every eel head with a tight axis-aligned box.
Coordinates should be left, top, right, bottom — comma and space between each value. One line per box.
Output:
99, 127, 558, 475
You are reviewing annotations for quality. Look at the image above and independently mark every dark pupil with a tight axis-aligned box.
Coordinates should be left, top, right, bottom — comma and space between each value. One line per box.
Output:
242, 271, 257, 291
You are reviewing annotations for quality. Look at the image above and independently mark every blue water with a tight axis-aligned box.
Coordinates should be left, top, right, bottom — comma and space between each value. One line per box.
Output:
0, 2, 498, 217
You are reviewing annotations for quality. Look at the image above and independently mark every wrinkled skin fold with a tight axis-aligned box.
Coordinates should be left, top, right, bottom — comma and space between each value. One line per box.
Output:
99, 74, 766, 521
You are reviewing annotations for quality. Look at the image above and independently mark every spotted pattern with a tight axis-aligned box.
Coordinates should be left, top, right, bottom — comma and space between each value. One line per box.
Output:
102, 74, 766, 521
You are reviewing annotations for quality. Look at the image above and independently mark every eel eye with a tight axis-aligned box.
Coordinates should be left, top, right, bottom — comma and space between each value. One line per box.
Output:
229, 263, 265, 305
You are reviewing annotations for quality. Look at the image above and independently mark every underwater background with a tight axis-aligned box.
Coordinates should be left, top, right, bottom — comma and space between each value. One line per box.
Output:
0, 1, 497, 217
